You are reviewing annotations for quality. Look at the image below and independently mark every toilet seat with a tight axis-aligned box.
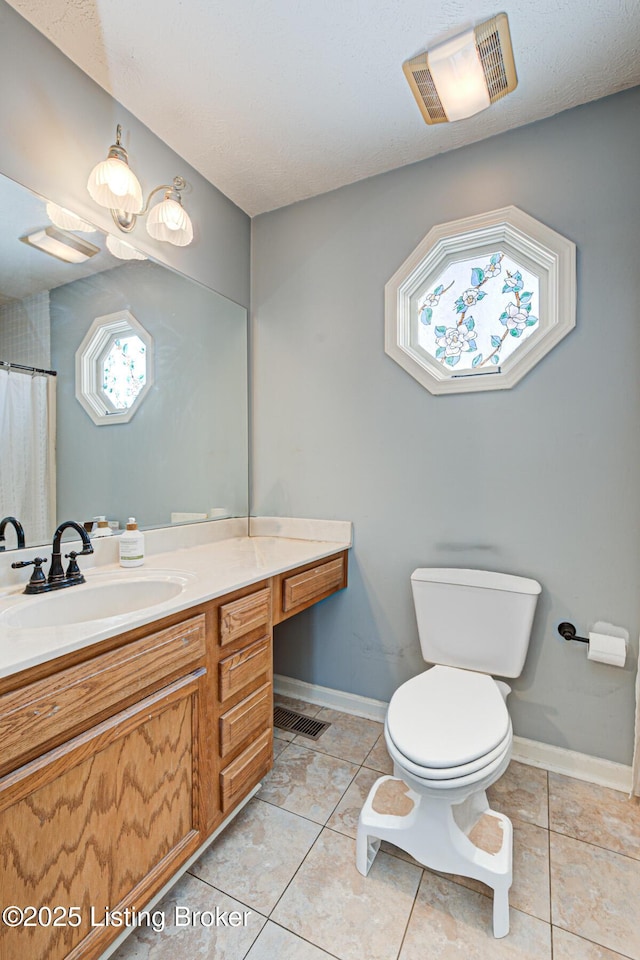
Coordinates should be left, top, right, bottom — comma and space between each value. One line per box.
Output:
386, 665, 510, 769
385, 716, 512, 790
385, 717, 512, 781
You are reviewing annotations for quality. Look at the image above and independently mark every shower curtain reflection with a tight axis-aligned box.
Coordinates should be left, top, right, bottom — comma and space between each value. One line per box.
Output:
0, 366, 56, 547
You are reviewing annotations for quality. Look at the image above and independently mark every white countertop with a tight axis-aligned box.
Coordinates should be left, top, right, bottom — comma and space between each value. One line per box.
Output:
0, 520, 351, 680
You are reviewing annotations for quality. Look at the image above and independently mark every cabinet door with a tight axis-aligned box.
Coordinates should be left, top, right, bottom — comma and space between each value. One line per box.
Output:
0, 672, 204, 960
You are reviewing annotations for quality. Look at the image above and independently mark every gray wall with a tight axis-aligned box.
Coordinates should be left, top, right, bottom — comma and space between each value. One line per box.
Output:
252, 87, 640, 765
50, 261, 247, 530
0, 0, 250, 308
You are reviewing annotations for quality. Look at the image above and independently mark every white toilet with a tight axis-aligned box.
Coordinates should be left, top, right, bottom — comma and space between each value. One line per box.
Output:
356, 568, 541, 938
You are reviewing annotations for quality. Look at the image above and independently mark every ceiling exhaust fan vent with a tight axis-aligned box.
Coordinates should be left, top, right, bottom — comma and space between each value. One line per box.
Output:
403, 13, 517, 125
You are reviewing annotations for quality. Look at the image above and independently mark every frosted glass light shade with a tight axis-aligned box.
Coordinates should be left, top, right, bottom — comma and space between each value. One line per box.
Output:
146, 197, 193, 246
87, 157, 143, 213
428, 28, 490, 121
46, 202, 96, 233
106, 234, 148, 261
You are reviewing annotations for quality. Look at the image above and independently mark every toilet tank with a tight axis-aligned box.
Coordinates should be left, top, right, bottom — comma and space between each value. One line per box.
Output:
411, 568, 541, 678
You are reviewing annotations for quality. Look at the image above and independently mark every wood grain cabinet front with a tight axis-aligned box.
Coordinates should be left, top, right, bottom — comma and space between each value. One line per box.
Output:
0, 671, 206, 960
0, 616, 206, 777
273, 551, 348, 623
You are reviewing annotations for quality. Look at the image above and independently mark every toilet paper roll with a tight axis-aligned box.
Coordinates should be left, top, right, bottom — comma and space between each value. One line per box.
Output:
587, 631, 627, 667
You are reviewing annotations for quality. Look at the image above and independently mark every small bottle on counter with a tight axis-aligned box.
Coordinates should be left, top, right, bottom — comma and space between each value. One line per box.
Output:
92, 516, 113, 537
119, 517, 145, 567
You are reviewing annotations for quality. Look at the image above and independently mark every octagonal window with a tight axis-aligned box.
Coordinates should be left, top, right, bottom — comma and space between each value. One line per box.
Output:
385, 207, 576, 395
75, 310, 154, 424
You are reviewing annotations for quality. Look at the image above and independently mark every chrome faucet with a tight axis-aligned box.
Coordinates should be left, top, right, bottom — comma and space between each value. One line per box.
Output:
0, 516, 25, 551
12, 520, 94, 595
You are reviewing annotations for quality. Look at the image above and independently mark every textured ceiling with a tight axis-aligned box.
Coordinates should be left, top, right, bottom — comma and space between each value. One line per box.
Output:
6, 0, 640, 216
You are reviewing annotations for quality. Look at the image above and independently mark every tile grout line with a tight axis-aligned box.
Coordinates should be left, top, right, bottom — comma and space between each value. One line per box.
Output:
551, 923, 636, 960
261, 920, 343, 960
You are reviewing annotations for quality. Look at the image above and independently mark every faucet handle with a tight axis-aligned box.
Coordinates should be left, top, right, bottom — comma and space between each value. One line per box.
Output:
64, 547, 91, 579
11, 556, 47, 571
11, 557, 48, 592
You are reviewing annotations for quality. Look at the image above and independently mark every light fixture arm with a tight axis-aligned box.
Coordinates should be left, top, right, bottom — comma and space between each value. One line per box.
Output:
111, 177, 187, 234
89, 125, 193, 246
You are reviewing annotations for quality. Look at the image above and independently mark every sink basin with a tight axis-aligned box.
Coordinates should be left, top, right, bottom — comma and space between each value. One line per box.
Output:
0, 573, 192, 629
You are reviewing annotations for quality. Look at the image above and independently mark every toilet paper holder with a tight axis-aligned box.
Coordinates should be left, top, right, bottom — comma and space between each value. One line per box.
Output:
557, 621, 588, 643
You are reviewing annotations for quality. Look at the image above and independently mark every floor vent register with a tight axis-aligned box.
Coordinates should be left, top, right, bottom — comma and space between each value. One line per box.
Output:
273, 707, 331, 741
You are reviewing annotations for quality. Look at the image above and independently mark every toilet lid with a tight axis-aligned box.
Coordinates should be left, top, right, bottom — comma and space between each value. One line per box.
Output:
386, 666, 510, 768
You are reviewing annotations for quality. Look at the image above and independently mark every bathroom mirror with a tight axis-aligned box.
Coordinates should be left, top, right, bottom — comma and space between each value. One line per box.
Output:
0, 171, 248, 549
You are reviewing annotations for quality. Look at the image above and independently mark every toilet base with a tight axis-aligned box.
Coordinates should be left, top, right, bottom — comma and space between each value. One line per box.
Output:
356, 775, 512, 938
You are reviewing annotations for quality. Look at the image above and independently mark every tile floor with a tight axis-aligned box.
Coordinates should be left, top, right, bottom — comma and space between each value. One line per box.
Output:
112, 696, 640, 960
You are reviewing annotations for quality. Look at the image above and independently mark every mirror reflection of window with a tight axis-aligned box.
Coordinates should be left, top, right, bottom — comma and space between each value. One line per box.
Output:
101, 335, 147, 411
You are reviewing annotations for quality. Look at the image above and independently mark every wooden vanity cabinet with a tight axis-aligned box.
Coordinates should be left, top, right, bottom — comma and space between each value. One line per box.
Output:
0, 615, 209, 960
0, 549, 347, 960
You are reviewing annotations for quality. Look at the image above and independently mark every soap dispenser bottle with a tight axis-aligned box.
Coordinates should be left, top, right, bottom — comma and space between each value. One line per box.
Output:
93, 516, 113, 537
119, 518, 145, 567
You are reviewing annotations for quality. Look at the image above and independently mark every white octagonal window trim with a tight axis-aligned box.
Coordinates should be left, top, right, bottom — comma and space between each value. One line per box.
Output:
75, 309, 154, 424
385, 206, 576, 395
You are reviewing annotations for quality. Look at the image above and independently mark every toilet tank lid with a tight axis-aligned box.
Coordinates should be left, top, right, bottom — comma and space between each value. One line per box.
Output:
411, 568, 541, 595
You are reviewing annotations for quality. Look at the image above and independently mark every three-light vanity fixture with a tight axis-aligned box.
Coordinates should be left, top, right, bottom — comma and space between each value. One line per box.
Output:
87, 124, 194, 247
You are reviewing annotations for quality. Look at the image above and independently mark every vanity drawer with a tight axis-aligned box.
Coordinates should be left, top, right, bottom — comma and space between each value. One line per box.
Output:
219, 682, 272, 759
219, 728, 272, 813
0, 616, 206, 775
218, 637, 271, 702
219, 587, 271, 648
282, 555, 346, 615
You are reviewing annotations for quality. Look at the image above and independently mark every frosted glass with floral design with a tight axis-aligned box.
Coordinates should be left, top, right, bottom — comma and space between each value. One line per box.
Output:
411, 252, 540, 372
385, 207, 576, 395
102, 335, 147, 410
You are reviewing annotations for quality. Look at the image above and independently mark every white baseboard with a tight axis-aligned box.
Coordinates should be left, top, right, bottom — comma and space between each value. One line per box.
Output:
274, 674, 388, 722
273, 674, 632, 794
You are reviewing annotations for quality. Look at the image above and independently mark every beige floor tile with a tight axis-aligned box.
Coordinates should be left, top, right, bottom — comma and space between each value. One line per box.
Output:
553, 927, 631, 959
274, 695, 322, 718
364, 733, 394, 775
245, 921, 335, 959
294, 707, 383, 764
110, 873, 266, 960
258, 741, 358, 823
274, 728, 296, 742
488, 761, 549, 828
189, 798, 320, 915
549, 772, 640, 859
550, 832, 640, 959
326, 766, 381, 838
273, 737, 288, 760
399, 871, 551, 959
445, 819, 550, 922
272, 828, 422, 960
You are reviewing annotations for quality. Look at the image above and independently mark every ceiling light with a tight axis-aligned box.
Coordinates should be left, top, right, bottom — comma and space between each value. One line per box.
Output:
87, 124, 194, 247
46, 202, 96, 233
403, 13, 517, 124
20, 226, 100, 264
106, 234, 148, 261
